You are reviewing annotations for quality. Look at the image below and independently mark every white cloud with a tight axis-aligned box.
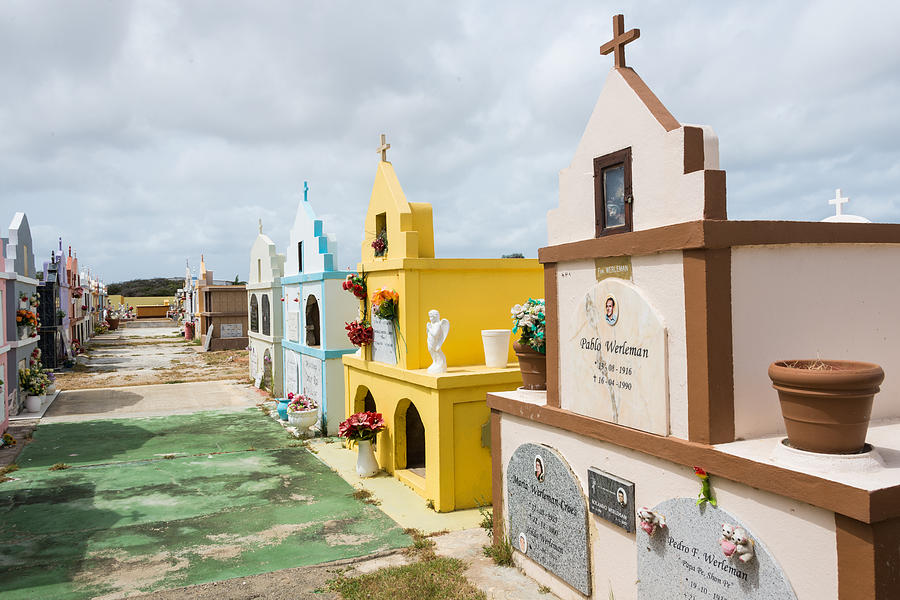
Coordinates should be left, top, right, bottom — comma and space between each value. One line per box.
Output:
1, 0, 899, 281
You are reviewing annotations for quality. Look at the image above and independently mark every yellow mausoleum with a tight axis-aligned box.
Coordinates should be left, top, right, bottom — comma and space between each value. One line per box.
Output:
342, 149, 544, 512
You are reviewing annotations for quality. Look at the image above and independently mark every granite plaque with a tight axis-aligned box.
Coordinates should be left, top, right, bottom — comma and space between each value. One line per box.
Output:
301, 354, 322, 409
285, 351, 299, 395
371, 314, 397, 365
588, 467, 635, 533
203, 325, 213, 351
637, 498, 797, 600
507, 443, 590, 595
561, 278, 668, 435
220, 323, 243, 338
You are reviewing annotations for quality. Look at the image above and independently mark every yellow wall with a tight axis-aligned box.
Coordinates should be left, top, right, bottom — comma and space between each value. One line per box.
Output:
344, 358, 520, 511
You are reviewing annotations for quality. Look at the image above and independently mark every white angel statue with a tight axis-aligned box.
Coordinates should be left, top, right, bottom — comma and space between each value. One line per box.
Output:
426, 309, 450, 374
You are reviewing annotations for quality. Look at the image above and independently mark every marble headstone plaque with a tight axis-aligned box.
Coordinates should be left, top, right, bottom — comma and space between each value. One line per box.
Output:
285, 351, 299, 395
588, 467, 635, 533
287, 312, 299, 343
220, 323, 243, 338
637, 498, 797, 600
203, 325, 213, 351
249, 346, 258, 377
301, 354, 323, 409
507, 443, 590, 595
561, 278, 668, 435
371, 314, 397, 365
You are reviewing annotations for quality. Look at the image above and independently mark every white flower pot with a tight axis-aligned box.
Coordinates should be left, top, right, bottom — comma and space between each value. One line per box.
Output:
288, 409, 318, 433
355, 439, 380, 478
481, 329, 511, 368
25, 395, 42, 413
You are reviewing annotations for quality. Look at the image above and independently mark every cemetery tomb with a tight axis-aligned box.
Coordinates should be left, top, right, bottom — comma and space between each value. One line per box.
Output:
4, 212, 40, 416
488, 14, 900, 600
247, 221, 285, 396
281, 182, 359, 435
195, 258, 249, 351
0, 237, 9, 433
341, 138, 544, 511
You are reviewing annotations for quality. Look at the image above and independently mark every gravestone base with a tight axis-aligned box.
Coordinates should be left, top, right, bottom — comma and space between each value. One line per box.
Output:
208, 336, 249, 351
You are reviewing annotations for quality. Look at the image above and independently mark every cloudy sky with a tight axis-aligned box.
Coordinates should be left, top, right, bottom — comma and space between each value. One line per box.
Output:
2, 1, 899, 283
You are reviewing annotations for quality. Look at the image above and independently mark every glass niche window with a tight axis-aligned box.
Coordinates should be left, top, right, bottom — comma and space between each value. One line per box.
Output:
593, 147, 633, 237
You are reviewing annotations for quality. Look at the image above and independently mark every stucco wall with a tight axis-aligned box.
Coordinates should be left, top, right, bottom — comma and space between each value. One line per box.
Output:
731, 244, 900, 439
499, 414, 837, 600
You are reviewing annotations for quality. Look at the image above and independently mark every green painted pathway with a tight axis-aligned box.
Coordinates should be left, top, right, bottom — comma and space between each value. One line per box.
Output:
0, 409, 410, 600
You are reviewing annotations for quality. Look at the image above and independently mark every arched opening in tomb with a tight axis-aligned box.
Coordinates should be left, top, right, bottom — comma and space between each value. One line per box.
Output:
305, 295, 320, 346
249, 294, 259, 333
262, 348, 272, 392
353, 386, 379, 449
261, 294, 271, 336
395, 398, 426, 476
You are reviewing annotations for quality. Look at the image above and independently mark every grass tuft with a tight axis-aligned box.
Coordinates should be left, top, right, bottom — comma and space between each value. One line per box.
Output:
350, 487, 381, 506
49, 463, 71, 471
327, 557, 486, 600
482, 536, 514, 567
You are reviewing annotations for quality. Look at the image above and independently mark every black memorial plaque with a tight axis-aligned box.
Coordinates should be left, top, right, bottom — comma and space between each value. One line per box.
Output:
588, 467, 635, 533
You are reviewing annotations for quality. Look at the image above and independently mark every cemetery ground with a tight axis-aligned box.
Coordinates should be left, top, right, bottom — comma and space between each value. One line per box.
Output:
1, 324, 553, 600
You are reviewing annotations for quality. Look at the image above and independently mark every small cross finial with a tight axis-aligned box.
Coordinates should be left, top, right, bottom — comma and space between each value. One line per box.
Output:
303, 181, 309, 201
377, 133, 391, 162
829, 188, 849, 216
599, 14, 640, 69
258, 218, 263, 234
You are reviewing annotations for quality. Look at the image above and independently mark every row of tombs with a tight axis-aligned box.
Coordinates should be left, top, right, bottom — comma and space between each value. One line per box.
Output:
207, 16, 900, 599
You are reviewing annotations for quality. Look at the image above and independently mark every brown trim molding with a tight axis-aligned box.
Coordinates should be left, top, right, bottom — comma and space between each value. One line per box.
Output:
538, 220, 900, 264
617, 67, 680, 132
836, 514, 900, 599
544, 264, 560, 408
703, 171, 727, 220
487, 394, 898, 524
491, 409, 504, 542
683, 248, 734, 444
683, 126, 704, 174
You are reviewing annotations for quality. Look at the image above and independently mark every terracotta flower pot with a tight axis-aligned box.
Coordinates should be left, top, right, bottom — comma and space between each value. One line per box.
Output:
768, 360, 884, 454
514, 341, 547, 391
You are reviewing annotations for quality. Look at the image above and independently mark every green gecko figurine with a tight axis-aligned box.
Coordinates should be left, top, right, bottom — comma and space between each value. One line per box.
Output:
693, 466, 717, 507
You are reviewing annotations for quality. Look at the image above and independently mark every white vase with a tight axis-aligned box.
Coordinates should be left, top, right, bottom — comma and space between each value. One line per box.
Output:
24, 395, 42, 413
481, 329, 511, 368
355, 439, 380, 477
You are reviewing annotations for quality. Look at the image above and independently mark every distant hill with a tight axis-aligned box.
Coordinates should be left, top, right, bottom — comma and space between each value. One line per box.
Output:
107, 278, 182, 297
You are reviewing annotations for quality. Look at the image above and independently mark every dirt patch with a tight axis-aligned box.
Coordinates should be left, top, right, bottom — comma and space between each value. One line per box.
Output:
55, 332, 250, 391
77, 550, 191, 599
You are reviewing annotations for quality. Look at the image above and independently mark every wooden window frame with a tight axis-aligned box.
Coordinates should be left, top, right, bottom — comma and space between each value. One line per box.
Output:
593, 147, 633, 237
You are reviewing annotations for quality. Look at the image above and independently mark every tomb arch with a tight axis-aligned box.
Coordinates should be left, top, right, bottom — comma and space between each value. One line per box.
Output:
353, 385, 377, 415
261, 294, 271, 336
394, 398, 426, 471
249, 294, 259, 333
262, 348, 272, 392
305, 294, 320, 346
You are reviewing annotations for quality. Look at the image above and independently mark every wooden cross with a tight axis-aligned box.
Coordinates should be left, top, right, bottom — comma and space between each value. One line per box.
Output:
599, 14, 640, 69
303, 180, 309, 201
258, 218, 263, 234
829, 188, 849, 216
377, 133, 391, 162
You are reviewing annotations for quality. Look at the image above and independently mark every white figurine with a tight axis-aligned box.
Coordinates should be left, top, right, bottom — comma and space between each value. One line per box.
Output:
426, 309, 450, 374
732, 527, 755, 563
637, 507, 666, 536
719, 523, 736, 557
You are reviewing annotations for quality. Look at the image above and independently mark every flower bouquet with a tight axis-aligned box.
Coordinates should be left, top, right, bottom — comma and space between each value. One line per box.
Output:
511, 298, 546, 354
72, 286, 84, 299
342, 273, 367, 299
16, 309, 38, 328
371, 288, 399, 321
338, 411, 385, 445
286, 392, 318, 413
371, 229, 387, 257
345, 319, 374, 347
